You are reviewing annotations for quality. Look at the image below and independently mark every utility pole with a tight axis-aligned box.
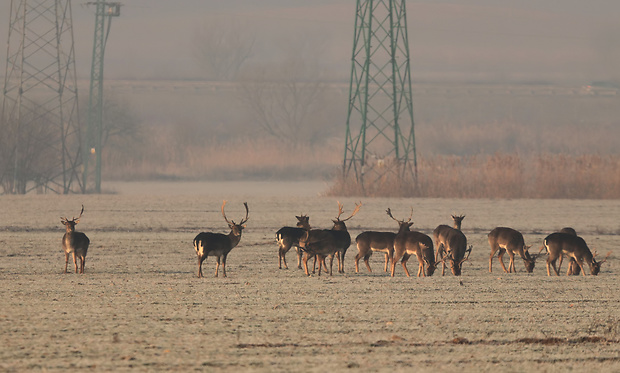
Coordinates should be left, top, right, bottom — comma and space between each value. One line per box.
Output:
82, 0, 121, 193
343, 0, 417, 193
1, 0, 82, 194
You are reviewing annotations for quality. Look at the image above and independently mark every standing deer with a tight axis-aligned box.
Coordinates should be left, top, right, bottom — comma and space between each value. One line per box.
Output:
276, 215, 311, 269
354, 208, 413, 273
558, 227, 580, 275
299, 202, 361, 276
433, 214, 466, 275
193, 201, 249, 278
543, 232, 610, 276
390, 209, 436, 277
488, 227, 538, 273
61, 205, 90, 274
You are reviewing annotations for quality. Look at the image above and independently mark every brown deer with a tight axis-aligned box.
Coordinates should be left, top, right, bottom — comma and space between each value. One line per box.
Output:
442, 231, 472, 276
390, 209, 436, 277
354, 208, 414, 273
433, 214, 466, 275
558, 227, 580, 275
299, 202, 361, 276
61, 205, 90, 274
488, 227, 538, 273
543, 232, 610, 276
193, 201, 249, 278
276, 215, 311, 269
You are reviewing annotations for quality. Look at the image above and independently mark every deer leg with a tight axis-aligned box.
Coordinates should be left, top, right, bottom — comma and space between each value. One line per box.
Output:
574, 257, 587, 277
364, 254, 373, 273
312, 255, 317, 274
197, 256, 203, 278
296, 247, 303, 269
214, 256, 221, 277
498, 250, 509, 273
549, 256, 561, 276
72, 252, 78, 273
328, 255, 335, 276
221, 254, 228, 278
489, 246, 499, 272
80, 256, 86, 274
278, 246, 287, 270
557, 255, 564, 274
384, 253, 390, 272
415, 252, 426, 277
401, 254, 411, 277
391, 251, 403, 277
302, 253, 312, 276
507, 252, 516, 273
64, 252, 69, 273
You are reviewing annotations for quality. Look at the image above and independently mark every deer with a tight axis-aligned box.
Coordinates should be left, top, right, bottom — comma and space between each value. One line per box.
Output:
442, 231, 472, 276
354, 208, 414, 274
298, 202, 361, 276
558, 227, 580, 275
433, 214, 466, 275
193, 201, 249, 278
61, 205, 90, 274
543, 232, 610, 276
276, 215, 311, 270
390, 209, 437, 277
488, 227, 538, 273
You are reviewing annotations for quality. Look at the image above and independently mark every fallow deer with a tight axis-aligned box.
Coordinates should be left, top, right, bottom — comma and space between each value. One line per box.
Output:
442, 231, 472, 276
299, 202, 361, 276
193, 201, 249, 278
558, 227, 580, 275
390, 209, 436, 277
276, 215, 311, 269
61, 205, 90, 274
488, 227, 538, 273
543, 232, 610, 276
354, 208, 414, 273
433, 214, 466, 275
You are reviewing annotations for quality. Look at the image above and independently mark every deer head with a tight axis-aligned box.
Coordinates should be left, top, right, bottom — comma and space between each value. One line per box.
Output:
222, 201, 249, 237
60, 205, 84, 233
295, 214, 311, 230
590, 249, 611, 275
451, 214, 466, 229
523, 245, 537, 272
331, 201, 362, 231
386, 207, 414, 233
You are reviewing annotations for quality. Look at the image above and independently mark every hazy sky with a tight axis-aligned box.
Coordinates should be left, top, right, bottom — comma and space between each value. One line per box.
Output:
0, 1, 619, 83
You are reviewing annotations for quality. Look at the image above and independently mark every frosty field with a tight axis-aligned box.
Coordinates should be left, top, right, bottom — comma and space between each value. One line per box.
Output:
0, 182, 619, 372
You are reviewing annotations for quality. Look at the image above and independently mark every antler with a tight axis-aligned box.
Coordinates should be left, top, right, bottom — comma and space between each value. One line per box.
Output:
239, 202, 249, 225
338, 201, 362, 222
221, 200, 233, 225
459, 245, 473, 264
74, 205, 84, 222
386, 207, 412, 223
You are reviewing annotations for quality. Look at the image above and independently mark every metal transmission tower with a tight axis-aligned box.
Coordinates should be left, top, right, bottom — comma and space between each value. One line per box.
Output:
343, 0, 417, 192
82, 1, 120, 193
1, 0, 82, 194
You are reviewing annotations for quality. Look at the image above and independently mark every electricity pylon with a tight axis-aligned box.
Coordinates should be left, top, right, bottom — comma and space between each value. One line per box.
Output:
82, 0, 120, 193
1, 0, 82, 194
343, 0, 417, 192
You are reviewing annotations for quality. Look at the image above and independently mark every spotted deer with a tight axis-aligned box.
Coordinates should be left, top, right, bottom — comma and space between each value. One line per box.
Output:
433, 214, 466, 275
299, 202, 361, 276
354, 208, 414, 273
193, 201, 249, 278
390, 209, 437, 277
61, 205, 90, 274
543, 232, 610, 276
488, 227, 538, 273
276, 215, 311, 269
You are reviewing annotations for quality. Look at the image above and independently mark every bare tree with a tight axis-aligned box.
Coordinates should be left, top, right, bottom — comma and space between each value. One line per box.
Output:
237, 35, 328, 144
191, 18, 255, 81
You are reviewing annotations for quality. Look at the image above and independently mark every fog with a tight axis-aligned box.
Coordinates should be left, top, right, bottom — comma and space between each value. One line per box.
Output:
1, 1, 619, 82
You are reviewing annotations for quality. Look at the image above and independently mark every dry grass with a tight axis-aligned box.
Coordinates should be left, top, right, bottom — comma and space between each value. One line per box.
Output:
327, 153, 620, 199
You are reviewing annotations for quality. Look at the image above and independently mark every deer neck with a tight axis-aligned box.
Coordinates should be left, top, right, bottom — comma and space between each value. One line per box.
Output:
228, 230, 242, 248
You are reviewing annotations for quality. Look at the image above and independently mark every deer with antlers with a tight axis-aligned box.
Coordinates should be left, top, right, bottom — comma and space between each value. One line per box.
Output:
298, 202, 361, 276
543, 232, 610, 276
433, 214, 467, 275
354, 208, 414, 274
61, 205, 90, 274
193, 201, 249, 278
276, 215, 311, 270
389, 208, 437, 277
488, 227, 539, 273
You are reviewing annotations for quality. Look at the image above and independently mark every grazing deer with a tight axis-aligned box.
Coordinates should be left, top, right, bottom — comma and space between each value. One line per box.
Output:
433, 214, 466, 275
299, 202, 361, 276
558, 227, 580, 275
390, 209, 436, 277
488, 227, 538, 273
276, 215, 311, 269
61, 205, 90, 274
442, 232, 472, 276
543, 232, 610, 276
354, 208, 414, 273
193, 201, 249, 278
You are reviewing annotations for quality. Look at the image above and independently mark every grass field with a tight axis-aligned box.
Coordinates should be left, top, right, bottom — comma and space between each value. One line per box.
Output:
0, 182, 618, 371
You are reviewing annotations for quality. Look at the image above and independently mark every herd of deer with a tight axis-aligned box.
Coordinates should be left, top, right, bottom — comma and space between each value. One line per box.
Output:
59, 202, 611, 278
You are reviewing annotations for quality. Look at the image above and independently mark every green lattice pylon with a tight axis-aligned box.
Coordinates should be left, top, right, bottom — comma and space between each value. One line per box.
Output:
343, 0, 417, 190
